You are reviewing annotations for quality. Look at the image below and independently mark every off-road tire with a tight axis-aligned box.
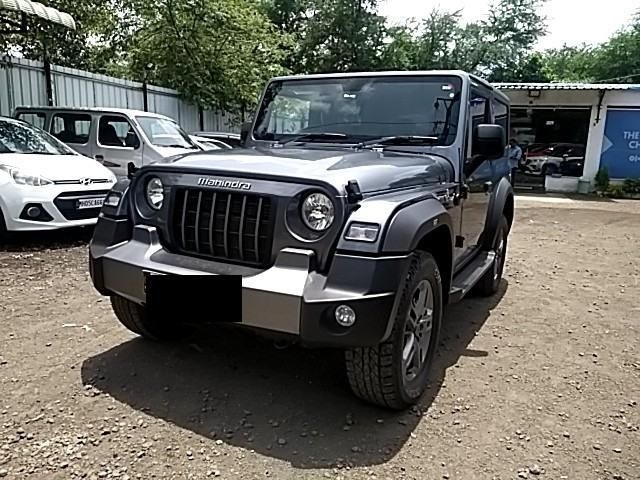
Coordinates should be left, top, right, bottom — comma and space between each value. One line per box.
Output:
345, 251, 443, 410
110, 295, 182, 341
475, 215, 509, 297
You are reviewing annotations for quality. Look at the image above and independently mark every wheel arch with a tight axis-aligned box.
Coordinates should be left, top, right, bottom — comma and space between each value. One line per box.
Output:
415, 225, 453, 305
381, 197, 455, 304
483, 177, 514, 249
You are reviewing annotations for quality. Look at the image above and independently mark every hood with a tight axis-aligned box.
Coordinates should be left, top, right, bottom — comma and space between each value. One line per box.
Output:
0, 153, 116, 182
154, 146, 453, 193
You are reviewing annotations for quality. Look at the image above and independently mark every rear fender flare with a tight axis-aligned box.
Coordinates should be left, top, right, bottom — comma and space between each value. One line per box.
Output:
483, 176, 514, 249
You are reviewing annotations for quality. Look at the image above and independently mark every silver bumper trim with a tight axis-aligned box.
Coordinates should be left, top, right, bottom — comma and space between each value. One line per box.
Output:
100, 226, 317, 334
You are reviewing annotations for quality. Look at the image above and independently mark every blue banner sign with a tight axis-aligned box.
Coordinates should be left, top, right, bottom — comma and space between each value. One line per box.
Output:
600, 109, 640, 179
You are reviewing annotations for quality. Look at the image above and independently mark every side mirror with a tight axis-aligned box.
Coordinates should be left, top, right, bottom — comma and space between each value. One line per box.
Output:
125, 131, 140, 149
473, 124, 505, 158
127, 162, 139, 179
240, 121, 252, 144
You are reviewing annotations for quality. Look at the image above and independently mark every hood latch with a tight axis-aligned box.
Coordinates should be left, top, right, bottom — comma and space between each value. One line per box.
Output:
345, 179, 363, 204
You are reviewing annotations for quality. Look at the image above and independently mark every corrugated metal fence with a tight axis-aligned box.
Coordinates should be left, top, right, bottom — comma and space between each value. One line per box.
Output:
0, 56, 239, 133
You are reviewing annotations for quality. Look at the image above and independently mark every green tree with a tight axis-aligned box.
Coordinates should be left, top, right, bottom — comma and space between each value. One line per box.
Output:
0, 0, 124, 73
126, 0, 289, 114
262, 0, 387, 74
378, 0, 547, 79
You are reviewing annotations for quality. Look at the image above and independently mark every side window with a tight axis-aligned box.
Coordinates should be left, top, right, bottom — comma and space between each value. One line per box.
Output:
98, 115, 139, 148
492, 98, 509, 133
469, 93, 489, 157
17, 112, 46, 130
267, 96, 310, 134
51, 113, 92, 144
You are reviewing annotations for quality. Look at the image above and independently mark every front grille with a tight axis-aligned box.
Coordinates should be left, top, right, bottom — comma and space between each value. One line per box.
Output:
170, 188, 275, 267
53, 190, 110, 220
53, 179, 112, 185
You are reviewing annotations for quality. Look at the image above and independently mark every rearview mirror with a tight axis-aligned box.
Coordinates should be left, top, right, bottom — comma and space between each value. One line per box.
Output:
473, 124, 505, 158
240, 121, 252, 144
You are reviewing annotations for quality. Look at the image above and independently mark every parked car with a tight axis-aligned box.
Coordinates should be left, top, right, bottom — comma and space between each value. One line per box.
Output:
524, 143, 585, 176
13, 107, 201, 179
0, 116, 117, 238
191, 131, 242, 148
558, 157, 585, 177
89, 69, 515, 410
189, 135, 232, 150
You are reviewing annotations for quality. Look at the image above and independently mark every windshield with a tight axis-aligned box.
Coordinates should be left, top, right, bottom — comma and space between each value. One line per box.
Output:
0, 119, 76, 155
253, 75, 463, 145
136, 116, 198, 149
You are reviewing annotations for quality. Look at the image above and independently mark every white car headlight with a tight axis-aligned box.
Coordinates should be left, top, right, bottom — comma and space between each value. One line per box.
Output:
0, 165, 52, 186
145, 177, 164, 210
301, 192, 335, 231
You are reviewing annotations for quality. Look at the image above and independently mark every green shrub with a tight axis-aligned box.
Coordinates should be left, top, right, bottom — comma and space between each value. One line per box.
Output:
595, 166, 610, 191
622, 178, 640, 194
605, 184, 626, 198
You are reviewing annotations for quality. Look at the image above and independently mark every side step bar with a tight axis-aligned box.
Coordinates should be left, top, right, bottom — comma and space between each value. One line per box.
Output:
448, 251, 496, 303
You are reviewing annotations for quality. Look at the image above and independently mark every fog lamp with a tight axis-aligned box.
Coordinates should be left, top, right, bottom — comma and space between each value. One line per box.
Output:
335, 305, 356, 327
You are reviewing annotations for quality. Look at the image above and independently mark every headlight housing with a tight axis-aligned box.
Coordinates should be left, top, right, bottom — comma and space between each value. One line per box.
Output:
0, 165, 53, 186
145, 176, 164, 210
301, 192, 335, 231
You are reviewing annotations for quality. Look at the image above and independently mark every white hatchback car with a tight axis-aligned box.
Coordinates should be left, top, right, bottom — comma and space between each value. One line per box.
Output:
0, 117, 117, 237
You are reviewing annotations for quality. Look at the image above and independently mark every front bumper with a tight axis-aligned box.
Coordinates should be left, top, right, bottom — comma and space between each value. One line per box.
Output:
89, 219, 410, 347
0, 184, 110, 232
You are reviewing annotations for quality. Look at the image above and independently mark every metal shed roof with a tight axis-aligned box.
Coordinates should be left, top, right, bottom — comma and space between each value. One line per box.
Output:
0, 0, 76, 30
494, 82, 640, 91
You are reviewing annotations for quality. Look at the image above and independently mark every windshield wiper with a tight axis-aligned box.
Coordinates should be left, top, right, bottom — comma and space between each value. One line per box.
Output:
159, 144, 197, 149
357, 135, 440, 149
279, 132, 349, 145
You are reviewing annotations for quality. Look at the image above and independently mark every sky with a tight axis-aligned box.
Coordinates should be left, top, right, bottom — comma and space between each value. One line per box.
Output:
379, 0, 638, 50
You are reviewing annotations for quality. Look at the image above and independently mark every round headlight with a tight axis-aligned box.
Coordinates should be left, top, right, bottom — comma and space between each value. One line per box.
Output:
145, 177, 164, 210
301, 192, 335, 231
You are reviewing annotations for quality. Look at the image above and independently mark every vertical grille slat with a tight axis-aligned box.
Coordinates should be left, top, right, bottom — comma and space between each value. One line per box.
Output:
180, 189, 189, 249
208, 192, 217, 256
238, 196, 247, 261
254, 197, 263, 263
223, 193, 231, 258
194, 191, 203, 253
170, 187, 274, 267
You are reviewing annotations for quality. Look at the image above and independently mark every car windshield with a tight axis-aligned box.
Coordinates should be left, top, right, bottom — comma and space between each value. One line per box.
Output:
136, 116, 198, 149
0, 119, 76, 155
252, 75, 463, 146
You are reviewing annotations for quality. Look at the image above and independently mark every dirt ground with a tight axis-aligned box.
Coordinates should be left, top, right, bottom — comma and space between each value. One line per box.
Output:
0, 195, 638, 480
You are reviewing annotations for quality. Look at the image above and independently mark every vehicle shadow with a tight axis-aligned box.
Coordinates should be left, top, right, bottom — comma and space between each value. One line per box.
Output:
81, 281, 507, 468
0, 226, 94, 252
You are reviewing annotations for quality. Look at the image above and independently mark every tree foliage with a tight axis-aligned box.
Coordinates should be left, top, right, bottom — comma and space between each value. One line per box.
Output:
1, 0, 639, 110
124, 0, 289, 113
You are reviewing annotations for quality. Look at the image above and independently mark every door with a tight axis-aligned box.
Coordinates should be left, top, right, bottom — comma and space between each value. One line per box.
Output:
459, 89, 494, 259
49, 112, 93, 158
94, 114, 143, 178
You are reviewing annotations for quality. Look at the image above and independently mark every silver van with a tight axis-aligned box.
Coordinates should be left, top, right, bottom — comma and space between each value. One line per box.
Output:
13, 107, 201, 178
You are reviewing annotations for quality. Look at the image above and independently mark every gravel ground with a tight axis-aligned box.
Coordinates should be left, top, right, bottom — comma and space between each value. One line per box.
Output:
0, 195, 638, 480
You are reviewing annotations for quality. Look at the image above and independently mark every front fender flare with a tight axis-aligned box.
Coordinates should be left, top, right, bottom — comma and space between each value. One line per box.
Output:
381, 197, 454, 253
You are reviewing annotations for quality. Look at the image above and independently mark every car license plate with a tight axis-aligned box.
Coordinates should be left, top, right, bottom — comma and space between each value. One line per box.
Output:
145, 273, 242, 323
77, 197, 105, 209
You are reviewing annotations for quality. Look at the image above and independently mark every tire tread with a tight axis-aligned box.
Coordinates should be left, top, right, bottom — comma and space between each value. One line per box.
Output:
345, 251, 438, 409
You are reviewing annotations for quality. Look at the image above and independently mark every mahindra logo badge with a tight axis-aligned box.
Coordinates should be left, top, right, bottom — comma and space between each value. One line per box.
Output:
79, 178, 92, 186
197, 177, 252, 190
